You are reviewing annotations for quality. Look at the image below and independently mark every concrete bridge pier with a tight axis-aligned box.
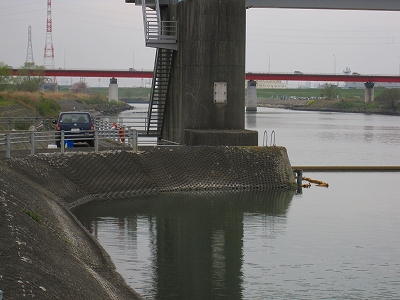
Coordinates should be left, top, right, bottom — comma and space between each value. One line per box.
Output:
163, 0, 258, 146
246, 80, 257, 111
364, 82, 374, 102
108, 77, 118, 102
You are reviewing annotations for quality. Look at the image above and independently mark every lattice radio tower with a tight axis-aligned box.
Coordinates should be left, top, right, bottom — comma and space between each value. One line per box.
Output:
26, 25, 34, 64
43, 0, 56, 83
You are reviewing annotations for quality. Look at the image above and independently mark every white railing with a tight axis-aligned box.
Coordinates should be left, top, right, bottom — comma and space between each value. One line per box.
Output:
145, 21, 177, 45
142, 0, 178, 50
0, 128, 139, 158
95, 116, 148, 135
0, 116, 182, 158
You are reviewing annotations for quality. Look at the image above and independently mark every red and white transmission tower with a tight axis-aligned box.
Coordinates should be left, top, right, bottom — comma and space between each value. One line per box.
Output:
26, 25, 34, 64
43, 0, 56, 83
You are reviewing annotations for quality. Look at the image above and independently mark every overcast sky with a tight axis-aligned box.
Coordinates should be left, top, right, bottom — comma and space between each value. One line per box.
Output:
1, 0, 400, 86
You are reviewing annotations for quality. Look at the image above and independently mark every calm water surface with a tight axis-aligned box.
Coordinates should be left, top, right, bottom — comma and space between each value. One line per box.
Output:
73, 108, 400, 299
246, 108, 400, 166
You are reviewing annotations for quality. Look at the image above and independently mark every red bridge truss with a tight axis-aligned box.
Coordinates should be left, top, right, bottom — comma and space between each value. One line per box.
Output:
11, 69, 400, 83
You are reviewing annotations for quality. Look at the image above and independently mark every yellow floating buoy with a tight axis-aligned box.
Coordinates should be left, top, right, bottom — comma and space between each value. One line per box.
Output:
300, 183, 311, 188
302, 176, 329, 188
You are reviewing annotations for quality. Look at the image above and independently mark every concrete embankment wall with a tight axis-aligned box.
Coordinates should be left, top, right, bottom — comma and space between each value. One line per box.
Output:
0, 146, 295, 299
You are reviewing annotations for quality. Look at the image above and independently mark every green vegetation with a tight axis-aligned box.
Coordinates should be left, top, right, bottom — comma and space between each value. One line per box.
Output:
2, 60, 399, 117
306, 99, 315, 106
84, 92, 108, 105
0, 90, 125, 118
13, 122, 31, 130
375, 88, 400, 111
14, 62, 47, 92
22, 208, 44, 225
0, 62, 13, 91
119, 87, 151, 102
331, 99, 379, 110
321, 83, 338, 100
36, 94, 61, 117
256, 87, 365, 100
61, 237, 73, 244
0, 94, 16, 106
255, 86, 391, 101
80, 86, 150, 102
0, 91, 61, 117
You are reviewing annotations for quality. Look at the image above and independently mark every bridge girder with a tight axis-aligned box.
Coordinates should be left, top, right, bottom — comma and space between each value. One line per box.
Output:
246, 0, 400, 10
11, 69, 400, 83
128, 0, 400, 10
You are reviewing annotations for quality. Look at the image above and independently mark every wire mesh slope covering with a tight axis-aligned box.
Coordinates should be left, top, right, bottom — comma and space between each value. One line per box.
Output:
4, 146, 296, 208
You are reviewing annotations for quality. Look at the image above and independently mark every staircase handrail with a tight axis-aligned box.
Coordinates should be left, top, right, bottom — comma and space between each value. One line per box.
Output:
146, 20, 177, 43
147, 49, 161, 134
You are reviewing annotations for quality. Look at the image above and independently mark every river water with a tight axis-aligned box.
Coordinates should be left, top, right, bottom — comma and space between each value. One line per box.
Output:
73, 107, 400, 299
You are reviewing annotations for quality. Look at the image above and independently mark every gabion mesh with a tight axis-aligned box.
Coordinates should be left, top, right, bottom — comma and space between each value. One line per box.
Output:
4, 146, 296, 208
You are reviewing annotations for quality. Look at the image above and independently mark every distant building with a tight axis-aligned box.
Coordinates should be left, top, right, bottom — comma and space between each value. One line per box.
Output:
245, 80, 287, 89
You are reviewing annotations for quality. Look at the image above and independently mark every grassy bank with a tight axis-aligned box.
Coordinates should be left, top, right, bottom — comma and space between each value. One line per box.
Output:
255, 87, 388, 100
0, 90, 129, 118
59, 86, 151, 102
1, 87, 399, 119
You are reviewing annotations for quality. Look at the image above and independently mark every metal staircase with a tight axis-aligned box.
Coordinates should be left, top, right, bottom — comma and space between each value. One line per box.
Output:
140, 0, 177, 137
141, 0, 177, 51
126, 0, 177, 137
146, 48, 174, 136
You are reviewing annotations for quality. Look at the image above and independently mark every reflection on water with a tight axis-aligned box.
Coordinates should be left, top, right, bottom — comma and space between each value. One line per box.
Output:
73, 189, 294, 299
73, 108, 400, 299
73, 172, 400, 300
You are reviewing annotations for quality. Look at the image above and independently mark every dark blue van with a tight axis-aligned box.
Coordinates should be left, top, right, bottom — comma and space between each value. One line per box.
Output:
53, 111, 95, 147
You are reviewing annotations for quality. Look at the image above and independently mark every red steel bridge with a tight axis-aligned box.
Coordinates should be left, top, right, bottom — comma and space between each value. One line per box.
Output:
11, 69, 400, 83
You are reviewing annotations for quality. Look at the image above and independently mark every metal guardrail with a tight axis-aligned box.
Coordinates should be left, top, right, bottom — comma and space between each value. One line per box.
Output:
146, 21, 178, 45
0, 117, 49, 131
0, 116, 182, 158
95, 116, 148, 135
0, 128, 139, 158
95, 117, 179, 146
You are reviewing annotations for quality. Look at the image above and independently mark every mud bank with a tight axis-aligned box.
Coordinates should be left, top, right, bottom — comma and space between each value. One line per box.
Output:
0, 146, 295, 299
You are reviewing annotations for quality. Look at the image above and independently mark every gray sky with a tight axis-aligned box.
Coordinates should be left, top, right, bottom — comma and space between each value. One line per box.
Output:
1, 0, 400, 86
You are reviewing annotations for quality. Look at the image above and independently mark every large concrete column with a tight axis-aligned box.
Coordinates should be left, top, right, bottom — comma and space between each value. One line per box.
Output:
163, 0, 258, 146
246, 80, 257, 111
108, 77, 118, 102
364, 82, 374, 102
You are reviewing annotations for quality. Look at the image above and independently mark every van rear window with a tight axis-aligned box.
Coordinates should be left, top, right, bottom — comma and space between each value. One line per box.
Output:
61, 114, 89, 123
